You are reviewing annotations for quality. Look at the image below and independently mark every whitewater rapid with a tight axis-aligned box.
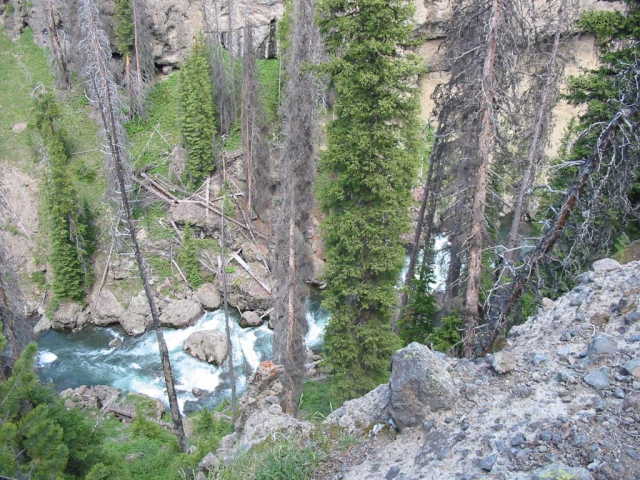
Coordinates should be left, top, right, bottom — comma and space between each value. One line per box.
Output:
37, 302, 329, 412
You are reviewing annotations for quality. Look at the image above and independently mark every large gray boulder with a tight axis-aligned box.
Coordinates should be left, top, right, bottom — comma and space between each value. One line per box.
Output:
324, 384, 390, 434
120, 313, 151, 336
195, 283, 222, 311
184, 330, 228, 365
91, 289, 125, 326
51, 302, 87, 330
127, 291, 151, 317
389, 343, 458, 430
239, 311, 263, 328
160, 298, 202, 328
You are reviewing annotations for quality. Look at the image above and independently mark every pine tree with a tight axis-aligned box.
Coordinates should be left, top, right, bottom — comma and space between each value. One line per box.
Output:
399, 261, 438, 346
114, 0, 134, 59
178, 223, 203, 288
318, 0, 421, 399
179, 34, 217, 188
34, 92, 87, 301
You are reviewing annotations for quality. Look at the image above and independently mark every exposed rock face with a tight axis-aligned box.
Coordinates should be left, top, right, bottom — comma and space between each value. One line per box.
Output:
335, 259, 640, 479
195, 283, 222, 311
91, 289, 125, 326
51, 302, 87, 330
325, 384, 390, 434
389, 342, 458, 430
160, 298, 202, 328
184, 330, 228, 365
60, 385, 165, 421
200, 361, 311, 473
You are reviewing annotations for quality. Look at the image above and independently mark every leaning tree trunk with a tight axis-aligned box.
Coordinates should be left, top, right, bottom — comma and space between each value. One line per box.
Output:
80, 0, 186, 450
463, 0, 503, 357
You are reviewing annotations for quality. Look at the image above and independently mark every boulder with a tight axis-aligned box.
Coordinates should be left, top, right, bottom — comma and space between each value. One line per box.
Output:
622, 358, 640, 379
583, 368, 610, 390
120, 313, 151, 336
195, 283, 222, 311
592, 258, 620, 273
221, 262, 272, 312
51, 302, 87, 330
239, 311, 263, 328
491, 351, 517, 374
184, 330, 228, 365
160, 298, 202, 328
389, 343, 458, 430
587, 334, 618, 358
33, 315, 52, 335
91, 289, 125, 326
325, 384, 390, 434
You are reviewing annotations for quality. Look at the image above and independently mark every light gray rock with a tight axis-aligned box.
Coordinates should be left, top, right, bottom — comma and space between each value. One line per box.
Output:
584, 368, 610, 390
587, 335, 618, 357
479, 454, 497, 472
239, 311, 263, 328
12, 122, 27, 133
325, 384, 390, 434
33, 315, 52, 334
389, 343, 458, 430
91, 289, 125, 326
491, 351, 516, 374
119, 312, 151, 336
622, 358, 640, 379
160, 298, 202, 328
52, 302, 87, 330
195, 283, 221, 311
530, 462, 593, 480
184, 330, 228, 365
592, 258, 620, 273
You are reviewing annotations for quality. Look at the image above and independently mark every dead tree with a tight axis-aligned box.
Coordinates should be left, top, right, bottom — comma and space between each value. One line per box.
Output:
272, 0, 322, 414
479, 1, 568, 350
219, 158, 238, 420
46, 0, 70, 89
79, 0, 186, 451
126, 0, 153, 117
240, 24, 272, 220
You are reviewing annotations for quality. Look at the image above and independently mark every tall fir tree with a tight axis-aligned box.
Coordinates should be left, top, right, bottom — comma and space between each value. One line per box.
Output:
34, 92, 87, 302
318, 0, 421, 399
179, 34, 217, 188
114, 0, 134, 59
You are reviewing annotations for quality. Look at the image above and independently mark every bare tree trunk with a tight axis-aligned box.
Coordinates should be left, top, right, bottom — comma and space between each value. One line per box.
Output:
220, 158, 238, 421
504, 7, 564, 265
47, 0, 70, 89
463, 0, 503, 357
80, 0, 186, 450
272, 0, 320, 415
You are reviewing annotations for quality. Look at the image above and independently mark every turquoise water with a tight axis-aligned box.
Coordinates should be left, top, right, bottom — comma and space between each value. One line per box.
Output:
37, 302, 329, 413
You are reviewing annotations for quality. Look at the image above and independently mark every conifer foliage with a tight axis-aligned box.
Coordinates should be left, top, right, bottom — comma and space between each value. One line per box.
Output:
318, 0, 421, 399
179, 35, 217, 189
34, 92, 91, 301
178, 224, 203, 289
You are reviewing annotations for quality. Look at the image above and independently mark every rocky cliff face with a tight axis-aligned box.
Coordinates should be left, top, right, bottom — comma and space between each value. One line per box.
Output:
321, 258, 640, 479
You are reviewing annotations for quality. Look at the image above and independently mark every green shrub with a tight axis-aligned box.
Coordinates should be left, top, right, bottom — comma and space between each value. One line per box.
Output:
178, 223, 203, 288
299, 379, 341, 419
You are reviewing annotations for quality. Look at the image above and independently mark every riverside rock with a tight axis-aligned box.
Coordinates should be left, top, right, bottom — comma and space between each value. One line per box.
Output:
389, 343, 458, 430
239, 311, 263, 328
160, 298, 202, 327
184, 330, 228, 365
195, 283, 222, 311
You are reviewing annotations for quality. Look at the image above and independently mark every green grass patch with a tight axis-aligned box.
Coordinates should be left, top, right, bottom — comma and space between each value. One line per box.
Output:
126, 73, 181, 176
257, 58, 281, 125
299, 379, 341, 420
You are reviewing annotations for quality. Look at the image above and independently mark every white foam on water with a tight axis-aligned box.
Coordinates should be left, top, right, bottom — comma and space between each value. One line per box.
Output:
131, 363, 142, 370
38, 351, 58, 365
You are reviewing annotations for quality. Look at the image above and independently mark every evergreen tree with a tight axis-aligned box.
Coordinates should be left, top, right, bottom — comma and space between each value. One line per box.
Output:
179, 35, 217, 188
399, 261, 438, 346
318, 0, 421, 399
178, 223, 203, 288
114, 0, 134, 59
34, 92, 87, 301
